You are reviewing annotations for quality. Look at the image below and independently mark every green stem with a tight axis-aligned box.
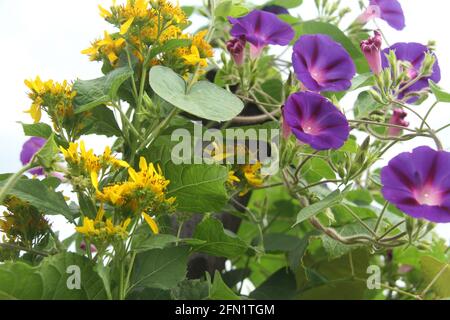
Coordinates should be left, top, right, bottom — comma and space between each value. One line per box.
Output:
420, 101, 439, 131
0, 243, 49, 257
113, 102, 142, 139
374, 201, 389, 234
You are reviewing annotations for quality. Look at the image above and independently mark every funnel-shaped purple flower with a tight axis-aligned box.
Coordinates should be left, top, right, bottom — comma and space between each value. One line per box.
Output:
228, 10, 294, 58
292, 34, 356, 92
20, 137, 46, 175
262, 5, 289, 15
381, 146, 450, 223
358, 0, 405, 31
283, 91, 350, 150
381, 42, 441, 102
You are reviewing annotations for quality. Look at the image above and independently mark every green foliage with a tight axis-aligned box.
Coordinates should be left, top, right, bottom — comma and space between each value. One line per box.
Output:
149, 66, 245, 121
429, 80, 450, 103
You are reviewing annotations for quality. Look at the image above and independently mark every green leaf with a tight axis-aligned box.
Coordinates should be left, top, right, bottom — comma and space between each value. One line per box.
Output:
263, 233, 304, 253
354, 91, 383, 118
80, 106, 122, 137
132, 234, 179, 252
144, 137, 229, 213
429, 80, 450, 102
215, 0, 249, 18
345, 189, 373, 206
292, 21, 369, 74
193, 217, 249, 259
39, 253, 107, 299
222, 269, 251, 288
181, 6, 195, 17
149, 66, 244, 121
0, 262, 44, 299
171, 279, 209, 300
22, 123, 53, 138
74, 67, 133, 113
338, 137, 358, 153
35, 134, 59, 169
268, 0, 303, 8
209, 271, 240, 300
294, 189, 345, 226
148, 39, 192, 62
250, 268, 297, 300
0, 253, 107, 300
301, 158, 336, 183
130, 246, 189, 291
0, 177, 75, 221
420, 256, 450, 298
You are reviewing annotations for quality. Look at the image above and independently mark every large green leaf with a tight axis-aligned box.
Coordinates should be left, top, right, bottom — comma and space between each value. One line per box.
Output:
74, 67, 133, 113
0, 177, 75, 221
420, 256, 450, 298
144, 138, 229, 213
21, 122, 53, 138
129, 246, 189, 291
354, 91, 383, 118
294, 189, 345, 226
39, 253, 107, 300
193, 217, 249, 259
292, 21, 369, 74
80, 106, 122, 137
208, 271, 240, 300
0, 262, 44, 299
0, 253, 107, 300
149, 66, 244, 121
250, 268, 297, 300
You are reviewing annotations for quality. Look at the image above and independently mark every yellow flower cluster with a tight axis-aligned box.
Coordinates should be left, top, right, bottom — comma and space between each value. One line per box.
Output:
82, 0, 213, 72
97, 156, 175, 212
76, 206, 131, 240
24, 76, 76, 123
60, 141, 129, 190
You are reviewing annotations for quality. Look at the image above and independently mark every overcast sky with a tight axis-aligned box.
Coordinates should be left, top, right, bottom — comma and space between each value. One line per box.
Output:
0, 0, 449, 239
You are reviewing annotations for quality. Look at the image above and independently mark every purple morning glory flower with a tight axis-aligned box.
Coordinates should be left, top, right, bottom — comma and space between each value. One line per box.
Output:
358, 0, 405, 31
228, 10, 294, 58
360, 31, 383, 74
20, 137, 46, 175
381, 146, 450, 223
381, 42, 441, 102
283, 91, 350, 150
292, 34, 356, 92
262, 5, 289, 15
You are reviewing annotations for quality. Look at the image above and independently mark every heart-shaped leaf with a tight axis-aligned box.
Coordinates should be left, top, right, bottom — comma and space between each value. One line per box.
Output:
149, 66, 244, 122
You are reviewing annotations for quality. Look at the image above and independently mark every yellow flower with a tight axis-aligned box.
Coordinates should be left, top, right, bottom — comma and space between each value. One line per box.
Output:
120, 17, 135, 35
83, 31, 126, 65
142, 212, 159, 234
242, 162, 264, 187
24, 102, 42, 123
182, 45, 207, 67
227, 171, 241, 185
76, 217, 99, 236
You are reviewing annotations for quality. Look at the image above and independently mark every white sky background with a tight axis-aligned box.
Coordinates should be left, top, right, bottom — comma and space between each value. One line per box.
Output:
0, 0, 449, 240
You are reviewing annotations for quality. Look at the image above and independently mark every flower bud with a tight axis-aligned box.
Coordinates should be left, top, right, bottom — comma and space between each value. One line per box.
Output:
360, 31, 383, 74
226, 37, 246, 66
420, 52, 436, 77
388, 108, 409, 137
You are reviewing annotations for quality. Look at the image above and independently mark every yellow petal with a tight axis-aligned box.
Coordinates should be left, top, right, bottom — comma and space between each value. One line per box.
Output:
139, 157, 148, 172
98, 5, 112, 18
142, 212, 159, 234
95, 204, 105, 221
120, 17, 134, 35
90, 171, 99, 191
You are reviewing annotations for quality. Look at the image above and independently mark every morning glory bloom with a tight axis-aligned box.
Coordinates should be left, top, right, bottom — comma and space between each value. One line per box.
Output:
292, 34, 356, 92
228, 10, 294, 58
381, 146, 450, 223
381, 42, 441, 102
283, 91, 350, 150
360, 31, 383, 74
358, 0, 405, 31
20, 137, 46, 175
262, 5, 289, 15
